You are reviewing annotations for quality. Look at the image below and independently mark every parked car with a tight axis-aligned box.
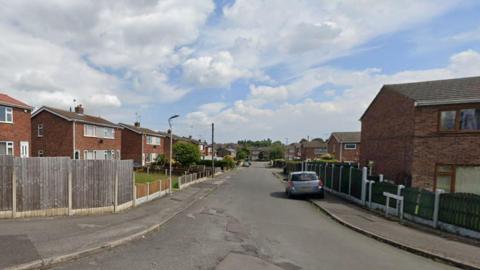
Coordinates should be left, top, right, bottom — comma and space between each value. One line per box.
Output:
285, 171, 324, 199
242, 161, 251, 167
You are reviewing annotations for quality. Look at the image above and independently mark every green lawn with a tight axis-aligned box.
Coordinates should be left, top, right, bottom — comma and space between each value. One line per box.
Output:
134, 171, 179, 188
135, 172, 169, 184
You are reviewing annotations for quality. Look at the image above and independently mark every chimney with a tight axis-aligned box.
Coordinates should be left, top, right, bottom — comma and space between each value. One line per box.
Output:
134, 121, 140, 127
74, 104, 84, 114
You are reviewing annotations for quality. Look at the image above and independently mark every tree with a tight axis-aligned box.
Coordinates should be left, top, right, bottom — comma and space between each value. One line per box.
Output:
236, 147, 250, 160
269, 144, 284, 160
173, 141, 201, 166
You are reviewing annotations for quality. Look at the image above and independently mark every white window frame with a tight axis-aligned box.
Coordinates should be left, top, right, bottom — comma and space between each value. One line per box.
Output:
0, 106, 13, 123
37, 123, 44, 137
344, 143, 357, 150
38, 150, 44, 157
103, 128, 115, 139
146, 135, 161, 145
84, 125, 96, 137
0, 141, 14, 155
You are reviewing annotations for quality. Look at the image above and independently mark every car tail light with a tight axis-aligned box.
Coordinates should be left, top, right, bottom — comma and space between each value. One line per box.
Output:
288, 180, 293, 188
318, 179, 324, 187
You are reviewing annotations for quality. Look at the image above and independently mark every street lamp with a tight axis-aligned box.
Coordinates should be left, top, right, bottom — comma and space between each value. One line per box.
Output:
168, 114, 179, 194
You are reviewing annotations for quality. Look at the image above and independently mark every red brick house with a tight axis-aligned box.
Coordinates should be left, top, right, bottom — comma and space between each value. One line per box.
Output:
327, 132, 361, 163
360, 76, 480, 194
31, 105, 122, 160
119, 122, 167, 166
0, 93, 33, 157
300, 139, 327, 160
286, 143, 301, 160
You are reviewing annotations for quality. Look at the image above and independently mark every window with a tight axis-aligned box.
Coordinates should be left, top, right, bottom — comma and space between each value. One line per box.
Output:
435, 165, 454, 192
37, 124, 44, 137
291, 173, 318, 182
103, 128, 114, 139
84, 125, 115, 139
38, 150, 44, 157
435, 165, 480, 195
146, 136, 161, 145
0, 141, 14, 155
84, 125, 95, 137
0, 106, 13, 123
440, 111, 456, 130
84, 150, 95, 160
344, 143, 357, 150
460, 109, 480, 131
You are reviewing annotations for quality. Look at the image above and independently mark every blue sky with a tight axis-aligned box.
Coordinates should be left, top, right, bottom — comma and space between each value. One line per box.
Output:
1, 0, 480, 142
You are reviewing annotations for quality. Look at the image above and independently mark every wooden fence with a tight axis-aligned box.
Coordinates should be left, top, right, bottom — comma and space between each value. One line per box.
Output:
0, 156, 134, 218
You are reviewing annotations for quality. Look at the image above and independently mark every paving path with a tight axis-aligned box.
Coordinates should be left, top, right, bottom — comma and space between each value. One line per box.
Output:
49, 163, 458, 270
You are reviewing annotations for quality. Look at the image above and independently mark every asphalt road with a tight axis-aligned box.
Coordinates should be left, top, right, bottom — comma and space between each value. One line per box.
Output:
52, 163, 458, 270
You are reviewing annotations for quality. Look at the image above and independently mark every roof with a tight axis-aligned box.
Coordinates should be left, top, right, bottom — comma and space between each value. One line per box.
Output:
0, 93, 33, 110
385, 76, 480, 106
330, 132, 361, 143
119, 123, 167, 137
302, 140, 327, 148
32, 106, 121, 128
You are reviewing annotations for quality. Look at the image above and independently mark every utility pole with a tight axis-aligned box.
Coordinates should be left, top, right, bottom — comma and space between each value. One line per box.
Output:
168, 115, 179, 194
211, 123, 215, 177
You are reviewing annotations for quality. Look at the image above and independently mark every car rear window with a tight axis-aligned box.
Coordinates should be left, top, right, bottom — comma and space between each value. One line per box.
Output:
291, 173, 318, 181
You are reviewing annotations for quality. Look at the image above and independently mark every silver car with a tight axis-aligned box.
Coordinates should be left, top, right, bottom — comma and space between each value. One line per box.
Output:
285, 171, 324, 198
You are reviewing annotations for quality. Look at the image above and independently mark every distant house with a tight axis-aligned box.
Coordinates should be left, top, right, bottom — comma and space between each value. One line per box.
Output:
119, 122, 167, 166
249, 147, 270, 161
217, 148, 236, 158
0, 93, 33, 157
300, 139, 327, 160
327, 132, 361, 163
360, 76, 480, 193
286, 143, 301, 160
31, 105, 122, 160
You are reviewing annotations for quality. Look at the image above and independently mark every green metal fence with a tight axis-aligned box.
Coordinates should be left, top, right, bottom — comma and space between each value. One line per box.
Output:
402, 187, 435, 220
350, 168, 363, 199
372, 182, 398, 207
439, 193, 480, 231
333, 166, 341, 191
325, 165, 332, 188
340, 167, 350, 194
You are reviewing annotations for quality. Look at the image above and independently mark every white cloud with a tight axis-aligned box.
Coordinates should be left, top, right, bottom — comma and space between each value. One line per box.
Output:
185, 49, 480, 142
182, 51, 251, 88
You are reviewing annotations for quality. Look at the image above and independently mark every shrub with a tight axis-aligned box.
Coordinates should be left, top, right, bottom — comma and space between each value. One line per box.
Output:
173, 141, 201, 166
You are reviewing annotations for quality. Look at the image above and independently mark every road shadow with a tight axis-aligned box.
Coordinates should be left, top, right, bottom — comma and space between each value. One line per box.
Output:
270, 191, 289, 199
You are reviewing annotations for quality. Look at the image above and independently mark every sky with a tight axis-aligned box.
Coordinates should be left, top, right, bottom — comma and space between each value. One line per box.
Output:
1, 0, 480, 143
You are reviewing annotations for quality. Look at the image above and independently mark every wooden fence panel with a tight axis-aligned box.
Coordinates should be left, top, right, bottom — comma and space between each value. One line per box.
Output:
0, 155, 13, 211
16, 157, 69, 212
72, 160, 115, 209
149, 181, 160, 194
136, 183, 148, 198
117, 160, 133, 204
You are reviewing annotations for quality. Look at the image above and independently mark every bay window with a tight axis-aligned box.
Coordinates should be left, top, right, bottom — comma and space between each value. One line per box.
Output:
0, 106, 13, 123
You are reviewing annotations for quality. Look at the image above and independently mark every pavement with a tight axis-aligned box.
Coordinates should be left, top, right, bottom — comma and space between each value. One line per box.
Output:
309, 193, 480, 270
0, 175, 226, 270
47, 163, 457, 270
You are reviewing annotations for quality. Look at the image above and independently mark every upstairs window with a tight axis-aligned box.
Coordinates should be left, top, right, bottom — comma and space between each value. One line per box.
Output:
37, 124, 44, 137
84, 125, 95, 137
344, 143, 357, 150
440, 111, 456, 131
103, 128, 114, 139
460, 109, 480, 131
0, 106, 13, 123
146, 136, 161, 145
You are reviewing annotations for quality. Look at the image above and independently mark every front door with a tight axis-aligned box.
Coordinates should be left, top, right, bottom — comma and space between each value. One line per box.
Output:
20, 141, 29, 158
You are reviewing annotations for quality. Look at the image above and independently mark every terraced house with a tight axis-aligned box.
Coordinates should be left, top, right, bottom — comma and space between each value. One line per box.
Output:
360, 76, 480, 194
120, 122, 166, 166
0, 93, 33, 157
31, 105, 122, 160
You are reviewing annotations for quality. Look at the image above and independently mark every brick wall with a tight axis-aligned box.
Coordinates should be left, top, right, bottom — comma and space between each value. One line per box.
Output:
341, 144, 360, 163
0, 107, 31, 156
327, 137, 338, 157
74, 122, 122, 158
360, 89, 416, 184
121, 129, 142, 163
411, 104, 480, 190
142, 135, 166, 162
31, 110, 72, 157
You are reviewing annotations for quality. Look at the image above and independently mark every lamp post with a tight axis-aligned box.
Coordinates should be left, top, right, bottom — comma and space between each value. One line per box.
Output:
168, 114, 179, 194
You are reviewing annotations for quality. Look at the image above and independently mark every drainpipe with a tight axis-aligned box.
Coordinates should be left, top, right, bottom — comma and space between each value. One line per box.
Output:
72, 121, 76, 159
141, 133, 145, 166
339, 143, 343, 162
